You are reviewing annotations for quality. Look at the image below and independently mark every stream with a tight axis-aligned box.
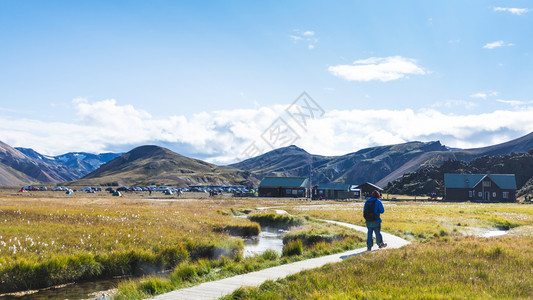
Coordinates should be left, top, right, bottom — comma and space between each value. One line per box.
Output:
1, 226, 287, 299
242, 226, 287, 258
0, 277, 121, 300
480, 229, 508, 238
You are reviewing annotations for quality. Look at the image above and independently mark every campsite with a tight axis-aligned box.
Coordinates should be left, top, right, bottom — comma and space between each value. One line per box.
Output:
3, 1, 533, 299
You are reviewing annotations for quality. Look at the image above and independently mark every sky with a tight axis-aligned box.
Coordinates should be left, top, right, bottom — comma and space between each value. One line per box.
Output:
1, 0, 533, 164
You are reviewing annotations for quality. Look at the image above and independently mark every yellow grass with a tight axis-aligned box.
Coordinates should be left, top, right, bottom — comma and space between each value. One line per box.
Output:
0, 191, 311, 293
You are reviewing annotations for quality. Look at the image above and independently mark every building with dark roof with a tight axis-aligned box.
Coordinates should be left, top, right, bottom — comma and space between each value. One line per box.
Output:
357, 182, 383, 197
444, 173, 517, 202
312, 183, 360, 200
258, 176, 309, 198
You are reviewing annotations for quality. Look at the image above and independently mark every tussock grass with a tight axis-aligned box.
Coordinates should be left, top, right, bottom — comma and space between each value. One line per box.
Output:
214, 223, 261, 237
248, 213, 305, 229
225, 236, 533, 299
281, 240, 303, 257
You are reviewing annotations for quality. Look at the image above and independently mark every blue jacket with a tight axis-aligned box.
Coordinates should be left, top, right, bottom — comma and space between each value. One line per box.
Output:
364, 197, 384, 223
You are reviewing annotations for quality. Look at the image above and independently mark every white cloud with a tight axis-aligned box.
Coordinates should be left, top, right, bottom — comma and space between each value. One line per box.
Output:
497, 99, 533, 108
289, 35, 303, 42
494, 7, 528, 15
483, 40, 514, 49
470, 93, 487, 99
469, 91, 498, 99
2, 99, 533, 164
290, 29, 318, 50
432, 100, 478, 109
328, 56, 426, 82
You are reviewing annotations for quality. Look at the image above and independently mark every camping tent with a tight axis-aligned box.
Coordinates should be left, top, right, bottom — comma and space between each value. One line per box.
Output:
112, 191, 122, 197
165, 190, 173, 195
66, 189, 73, 195
18, 188, 27, 193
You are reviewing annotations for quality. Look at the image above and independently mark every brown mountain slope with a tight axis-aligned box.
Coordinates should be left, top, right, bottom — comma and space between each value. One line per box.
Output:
74, 145, 257, 186
0, 141, 71, 184
231, 142, 448, 187
0, 162, 35, 186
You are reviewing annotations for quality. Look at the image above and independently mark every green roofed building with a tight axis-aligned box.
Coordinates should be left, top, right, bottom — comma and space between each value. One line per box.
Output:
258, 176, 309, 198
444, 173, 517, 202
312, 183, 360, 200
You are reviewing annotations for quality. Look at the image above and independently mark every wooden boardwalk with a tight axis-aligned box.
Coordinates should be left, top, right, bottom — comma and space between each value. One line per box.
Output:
152, 221, 410, 300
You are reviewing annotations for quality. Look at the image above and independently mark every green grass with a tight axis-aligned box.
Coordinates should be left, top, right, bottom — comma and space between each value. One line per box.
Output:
0, 193, 311, 293
224, 236, 533, 299
287, 202, 533, 242
248, 213, 305, 229
113, 215, 366, 299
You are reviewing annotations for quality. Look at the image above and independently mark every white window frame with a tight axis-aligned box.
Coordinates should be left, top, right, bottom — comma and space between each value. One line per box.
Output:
503, 192, 509, 199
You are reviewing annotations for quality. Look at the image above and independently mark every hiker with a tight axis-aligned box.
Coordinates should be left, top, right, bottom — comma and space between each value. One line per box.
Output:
364, 190, 387, 251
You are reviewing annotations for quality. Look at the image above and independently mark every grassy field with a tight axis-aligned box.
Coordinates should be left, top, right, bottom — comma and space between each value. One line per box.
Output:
0, 191, 307, 293
287, 201, 533, 241
3, 190, 533, 299
224, 201, 533, 299
113, 212, 366, 299
226, 236, 533, 299
0, 191, 365, 297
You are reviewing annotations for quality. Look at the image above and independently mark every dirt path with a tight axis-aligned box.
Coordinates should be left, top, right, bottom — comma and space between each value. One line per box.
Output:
151, 220, 410, 300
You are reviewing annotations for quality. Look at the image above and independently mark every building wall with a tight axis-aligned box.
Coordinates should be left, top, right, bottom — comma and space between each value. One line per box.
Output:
358, 183, 382, 197
445, 178, 516, 203
258, 187, 307, 198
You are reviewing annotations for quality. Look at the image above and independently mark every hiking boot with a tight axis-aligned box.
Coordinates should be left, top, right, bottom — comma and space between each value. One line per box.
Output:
378, 243, 387, 249
367, 247, 372, 251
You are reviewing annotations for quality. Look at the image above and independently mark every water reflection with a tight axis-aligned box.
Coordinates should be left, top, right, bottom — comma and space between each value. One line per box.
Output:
0, 278, 120, 300
243, 226, 286, 258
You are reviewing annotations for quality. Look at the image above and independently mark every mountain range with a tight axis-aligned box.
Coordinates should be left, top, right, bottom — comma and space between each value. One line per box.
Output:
1, 130, 533, 188
0, 141, 120, 186
231, 131, 533, 188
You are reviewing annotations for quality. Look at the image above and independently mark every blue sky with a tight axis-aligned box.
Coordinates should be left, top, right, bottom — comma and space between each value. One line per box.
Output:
1, 1, 533, 163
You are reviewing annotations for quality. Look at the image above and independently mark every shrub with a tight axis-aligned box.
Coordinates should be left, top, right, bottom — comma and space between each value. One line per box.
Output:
216, 223, 261, 237
136, 277, 173, 295
491, 217, 519, 230
282, 240, 303, 257
156, 245, 189, 269
262, 249, 279, 261
170, 262, 197, 283
195, 259, 212, 276
249, 213, 305, 229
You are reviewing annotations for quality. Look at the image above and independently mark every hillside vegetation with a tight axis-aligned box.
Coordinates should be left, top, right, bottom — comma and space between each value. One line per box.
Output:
385, 149, 533, 197
73, 145, 257, 186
